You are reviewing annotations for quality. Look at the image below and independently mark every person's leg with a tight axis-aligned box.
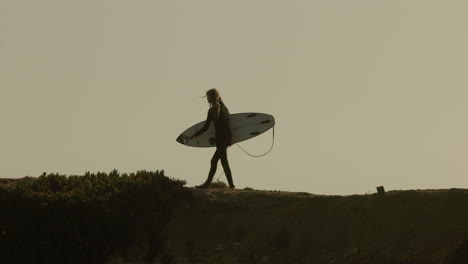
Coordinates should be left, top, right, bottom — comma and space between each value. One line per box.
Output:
196, 149, 220, 188
219, 146, 234, 188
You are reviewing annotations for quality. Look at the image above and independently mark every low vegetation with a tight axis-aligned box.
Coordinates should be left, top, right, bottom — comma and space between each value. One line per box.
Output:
0, 170, 192, 264
2, 172, 468, 264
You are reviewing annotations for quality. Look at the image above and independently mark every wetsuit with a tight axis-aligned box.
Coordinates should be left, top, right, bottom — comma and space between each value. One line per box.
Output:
193, 101, 234, 188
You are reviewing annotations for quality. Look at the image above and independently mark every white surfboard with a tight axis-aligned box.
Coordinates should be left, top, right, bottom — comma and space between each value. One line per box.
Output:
176, 112, 275, 147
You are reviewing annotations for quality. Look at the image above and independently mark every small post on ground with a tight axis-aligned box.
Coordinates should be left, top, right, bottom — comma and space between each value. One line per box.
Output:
377, 186, 386, 196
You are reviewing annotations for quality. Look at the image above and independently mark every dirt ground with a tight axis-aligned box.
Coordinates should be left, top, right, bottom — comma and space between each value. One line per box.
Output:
163, 187, 468, 264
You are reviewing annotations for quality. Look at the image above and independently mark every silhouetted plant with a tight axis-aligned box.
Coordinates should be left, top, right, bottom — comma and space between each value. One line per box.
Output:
0, 170, 192, 264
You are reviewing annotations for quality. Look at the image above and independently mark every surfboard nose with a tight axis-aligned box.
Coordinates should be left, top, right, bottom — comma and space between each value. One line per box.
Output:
176, 135, 187, 144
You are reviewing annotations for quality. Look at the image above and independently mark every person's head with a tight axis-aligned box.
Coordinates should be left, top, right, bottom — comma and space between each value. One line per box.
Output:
206, 88, 221, 106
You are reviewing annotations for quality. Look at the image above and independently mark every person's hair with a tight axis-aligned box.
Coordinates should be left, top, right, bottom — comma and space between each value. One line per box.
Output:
206, 88, 221, 106
206, 88, 222, 120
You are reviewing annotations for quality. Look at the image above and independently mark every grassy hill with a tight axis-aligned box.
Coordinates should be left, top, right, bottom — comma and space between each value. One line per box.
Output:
164, 187, 468, 264
2, 173, 468, 264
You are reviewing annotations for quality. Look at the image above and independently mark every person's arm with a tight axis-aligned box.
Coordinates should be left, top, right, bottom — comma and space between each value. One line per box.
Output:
189, 109, 212, 140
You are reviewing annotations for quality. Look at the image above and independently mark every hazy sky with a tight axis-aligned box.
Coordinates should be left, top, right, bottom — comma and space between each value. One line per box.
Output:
1, 1, 468, 195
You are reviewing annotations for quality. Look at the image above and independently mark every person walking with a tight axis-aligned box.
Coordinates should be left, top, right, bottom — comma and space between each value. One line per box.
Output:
189, 88, 235, 189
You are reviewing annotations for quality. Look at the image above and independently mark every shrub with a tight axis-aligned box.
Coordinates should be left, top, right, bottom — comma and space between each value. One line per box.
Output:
0, 170, 192, 264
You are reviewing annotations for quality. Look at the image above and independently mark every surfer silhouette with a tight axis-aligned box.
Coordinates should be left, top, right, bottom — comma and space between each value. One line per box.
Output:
188, 88, 234, 189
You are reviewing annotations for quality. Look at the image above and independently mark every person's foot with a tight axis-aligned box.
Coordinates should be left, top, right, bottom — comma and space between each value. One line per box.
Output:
229, 185, 235, 189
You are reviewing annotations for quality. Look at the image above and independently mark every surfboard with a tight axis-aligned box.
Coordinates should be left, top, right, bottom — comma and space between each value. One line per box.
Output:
176, 112, 275, 147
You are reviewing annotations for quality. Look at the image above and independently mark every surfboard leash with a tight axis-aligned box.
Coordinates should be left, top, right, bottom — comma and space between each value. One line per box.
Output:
215, 126, 275, 181
234, 126, 275, 158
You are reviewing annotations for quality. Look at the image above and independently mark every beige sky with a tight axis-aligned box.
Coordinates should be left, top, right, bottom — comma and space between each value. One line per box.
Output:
1, 1, 467, 195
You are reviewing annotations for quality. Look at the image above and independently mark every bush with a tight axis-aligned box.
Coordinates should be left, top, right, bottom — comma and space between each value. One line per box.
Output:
0, 170, 192, 264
